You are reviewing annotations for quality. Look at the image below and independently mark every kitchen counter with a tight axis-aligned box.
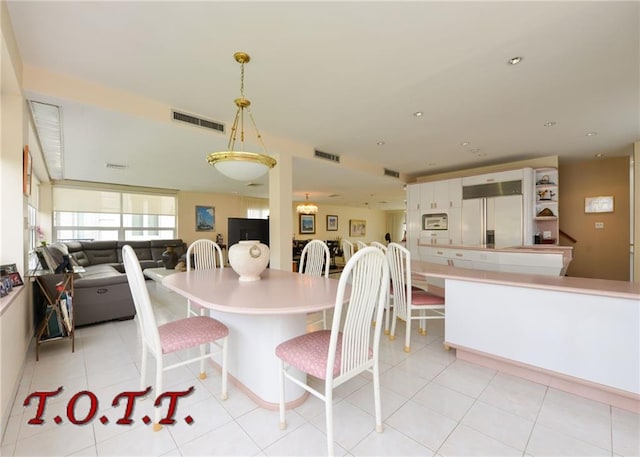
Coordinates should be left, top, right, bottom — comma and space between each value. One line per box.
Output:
412, 258, 636, 300
412, 260, 640, 412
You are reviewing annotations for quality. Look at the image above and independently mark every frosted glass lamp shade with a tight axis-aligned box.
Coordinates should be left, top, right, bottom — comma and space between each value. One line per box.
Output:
207, 151, 276, 181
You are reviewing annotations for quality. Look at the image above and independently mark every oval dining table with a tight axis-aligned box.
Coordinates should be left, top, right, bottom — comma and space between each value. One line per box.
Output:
162, 267, 342, 409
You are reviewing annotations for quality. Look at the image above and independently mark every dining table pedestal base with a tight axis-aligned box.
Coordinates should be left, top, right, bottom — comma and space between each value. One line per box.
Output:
207, 309, 307, 409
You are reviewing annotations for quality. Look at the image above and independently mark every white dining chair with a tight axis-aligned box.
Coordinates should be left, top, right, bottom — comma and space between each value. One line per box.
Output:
370, 241, 390, 331
122, 245, 229, 430
299, 239, 331, 329
370, 241, 387, 253
298, 239, 330, 277
276, 246, 389, 456
341, 239, 354, 265
186, 239, 224, 317
387, 242, 445, 352
356, 240, 368, 250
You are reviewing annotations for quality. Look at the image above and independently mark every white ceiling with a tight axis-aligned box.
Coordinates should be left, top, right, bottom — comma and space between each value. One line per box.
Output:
6, 1, 639, 210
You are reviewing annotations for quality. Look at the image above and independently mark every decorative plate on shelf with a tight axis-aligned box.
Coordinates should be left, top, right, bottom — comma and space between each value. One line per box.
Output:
536, 208, 555, 217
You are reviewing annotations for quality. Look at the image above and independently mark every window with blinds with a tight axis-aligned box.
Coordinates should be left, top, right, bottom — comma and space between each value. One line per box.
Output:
53, 187, 176, 242
243, 197, 269, 219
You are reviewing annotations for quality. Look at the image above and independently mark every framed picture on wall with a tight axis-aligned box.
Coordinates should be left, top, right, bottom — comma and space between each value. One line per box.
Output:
349, 219, 366, 237
23, 145, 32, 197
195, 205, 215, 231
326, 215, 338, 231
299, 214, 315, 234
584, 196, 614, 213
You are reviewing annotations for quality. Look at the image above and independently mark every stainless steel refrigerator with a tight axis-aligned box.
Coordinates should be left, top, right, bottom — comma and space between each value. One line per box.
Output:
461, 180, 530, 248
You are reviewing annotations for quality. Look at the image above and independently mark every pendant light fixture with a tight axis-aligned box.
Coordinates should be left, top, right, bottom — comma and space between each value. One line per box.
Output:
207, 52, 277, 181
296, 193, 318, 214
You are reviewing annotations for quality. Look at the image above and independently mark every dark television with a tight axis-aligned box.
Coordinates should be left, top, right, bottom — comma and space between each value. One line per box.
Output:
227, 218, 269, 248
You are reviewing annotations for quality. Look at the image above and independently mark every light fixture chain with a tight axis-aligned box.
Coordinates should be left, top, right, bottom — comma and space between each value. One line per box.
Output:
246, 107, 269, 155
239, 60, 245, 98
227, 107, 241, 151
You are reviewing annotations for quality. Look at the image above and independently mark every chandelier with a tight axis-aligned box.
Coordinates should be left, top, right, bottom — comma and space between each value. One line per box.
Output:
207, 52, 277, 181
296, 193, 318, 214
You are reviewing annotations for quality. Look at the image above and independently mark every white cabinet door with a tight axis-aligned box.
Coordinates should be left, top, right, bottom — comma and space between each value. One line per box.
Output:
407, 184, 421, 211
448, 178, 462, 208
462, 169, 524, 186
415, 178, 462, 210
462, 199, 483, 246
432, 181, 450, 209
420, 182, 435, 210
406, 209, 420, 255
448, 207, 462, 245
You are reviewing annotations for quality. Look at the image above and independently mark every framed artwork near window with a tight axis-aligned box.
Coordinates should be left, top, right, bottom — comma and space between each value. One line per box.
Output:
195, 205, 215, 231
349, 219, 366, 237
299, 214, 315, 234
326, 215, 338, 231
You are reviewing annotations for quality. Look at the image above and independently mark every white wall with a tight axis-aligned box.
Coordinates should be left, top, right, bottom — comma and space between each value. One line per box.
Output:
0, 1, 33, 441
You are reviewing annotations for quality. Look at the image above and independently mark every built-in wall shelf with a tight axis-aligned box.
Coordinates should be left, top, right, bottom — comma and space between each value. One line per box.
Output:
534, 168, 559, 244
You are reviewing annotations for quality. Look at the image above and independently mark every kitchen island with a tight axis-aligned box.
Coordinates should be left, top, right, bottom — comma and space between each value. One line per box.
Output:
412, 260, 640, 413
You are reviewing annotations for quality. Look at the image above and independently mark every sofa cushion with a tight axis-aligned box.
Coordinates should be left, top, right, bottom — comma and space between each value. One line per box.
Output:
74, 264, 128, 288
81, 241, 119, 265
66, 241, 90, 267
117, 241, 153, 263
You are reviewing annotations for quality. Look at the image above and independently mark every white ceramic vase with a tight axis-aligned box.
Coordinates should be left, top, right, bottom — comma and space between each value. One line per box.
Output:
228, 240, 270, 282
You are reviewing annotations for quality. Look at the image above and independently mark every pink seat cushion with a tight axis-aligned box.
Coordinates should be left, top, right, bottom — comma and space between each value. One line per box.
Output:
390, 284, 426, 295
412, 290, 445, 306
158, 316, 229, 354
276, 330, 343, 379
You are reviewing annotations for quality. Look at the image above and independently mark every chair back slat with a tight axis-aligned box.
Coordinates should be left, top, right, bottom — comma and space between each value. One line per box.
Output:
387, 243, 410, 320
187, 239, 224, 270
328, 246, 389, 380
122, 245, 162, 356
299, 240, 330, 277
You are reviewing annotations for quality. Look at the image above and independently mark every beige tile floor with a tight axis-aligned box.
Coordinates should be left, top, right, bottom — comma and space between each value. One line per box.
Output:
2, 281, 638, 457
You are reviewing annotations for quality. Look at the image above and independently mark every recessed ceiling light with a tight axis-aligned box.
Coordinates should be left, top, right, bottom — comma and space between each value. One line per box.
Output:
460, 141, 470, 147
586, 132, 598, 137
376, 141, 385, 146
544, 121, 557, 127
413, 111, 424, 117
508, 56, 523, 65
594, 153, 605, 158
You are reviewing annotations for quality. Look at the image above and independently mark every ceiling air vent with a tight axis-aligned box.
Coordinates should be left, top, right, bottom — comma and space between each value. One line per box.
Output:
172, 110, 225, 133
384, 168, 400, 178
314, 149, 340, 163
